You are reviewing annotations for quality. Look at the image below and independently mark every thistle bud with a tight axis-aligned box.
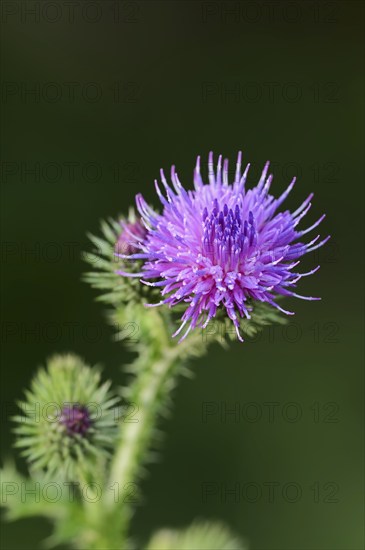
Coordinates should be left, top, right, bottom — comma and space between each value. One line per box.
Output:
13, 354, 120, 482
115, 219, 146, 255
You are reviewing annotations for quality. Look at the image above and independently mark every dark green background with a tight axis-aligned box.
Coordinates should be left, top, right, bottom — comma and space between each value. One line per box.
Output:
1, 1, 364, 549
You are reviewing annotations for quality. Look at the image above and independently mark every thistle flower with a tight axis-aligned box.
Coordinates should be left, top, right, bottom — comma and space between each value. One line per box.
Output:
119, 152, 329, 342
13, 354, 120, 482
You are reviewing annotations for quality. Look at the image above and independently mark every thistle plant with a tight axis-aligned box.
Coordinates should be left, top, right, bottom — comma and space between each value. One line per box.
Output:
1, 152, 328, 549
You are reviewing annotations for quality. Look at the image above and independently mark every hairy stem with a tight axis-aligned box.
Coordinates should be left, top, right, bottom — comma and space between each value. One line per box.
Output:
106, 349, 179, 502
100, 308, 200, 546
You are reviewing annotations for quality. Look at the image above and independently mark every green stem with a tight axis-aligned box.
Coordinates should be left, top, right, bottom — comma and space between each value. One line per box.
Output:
100, 311, 198, 547
77, 289, 205, 549
106, 348, 179, 505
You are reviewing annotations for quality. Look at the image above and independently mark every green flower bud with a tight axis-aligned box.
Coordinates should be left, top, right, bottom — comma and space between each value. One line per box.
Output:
13, 354, 120, 483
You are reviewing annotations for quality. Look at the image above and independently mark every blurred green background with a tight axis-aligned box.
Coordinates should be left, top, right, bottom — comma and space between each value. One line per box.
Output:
1, 1, 364, 549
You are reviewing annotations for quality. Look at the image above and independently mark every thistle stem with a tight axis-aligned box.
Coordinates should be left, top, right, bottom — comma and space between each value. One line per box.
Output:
107, 351, 177, 498
107, 349, 179, 500
103, 331, 192, 546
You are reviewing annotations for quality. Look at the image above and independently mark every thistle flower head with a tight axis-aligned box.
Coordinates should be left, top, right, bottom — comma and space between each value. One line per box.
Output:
119, 152, 329, 342
13, 354, 120, 482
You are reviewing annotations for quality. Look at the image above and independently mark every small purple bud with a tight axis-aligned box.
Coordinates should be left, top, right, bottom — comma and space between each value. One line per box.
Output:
60, 405, 92, 437
116, 220, 146, 255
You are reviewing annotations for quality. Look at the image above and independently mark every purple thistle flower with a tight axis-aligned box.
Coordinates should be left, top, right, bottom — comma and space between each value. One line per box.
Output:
119, 152, 329, 342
